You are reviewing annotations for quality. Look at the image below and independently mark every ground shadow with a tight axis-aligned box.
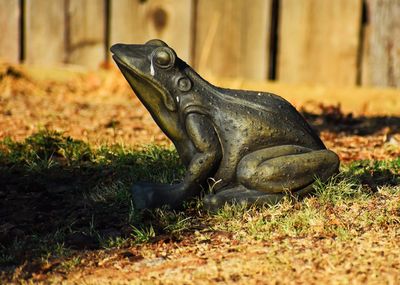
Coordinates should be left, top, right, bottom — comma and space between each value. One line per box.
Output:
0, 132, 186, 278
301, 105, 400, 135
1, 166, 131, 268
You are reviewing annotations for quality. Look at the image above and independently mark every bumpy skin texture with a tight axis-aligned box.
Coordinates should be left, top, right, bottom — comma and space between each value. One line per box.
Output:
111, 39, 340, 211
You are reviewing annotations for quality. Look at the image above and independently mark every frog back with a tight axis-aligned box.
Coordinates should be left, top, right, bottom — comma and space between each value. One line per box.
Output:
211, 87, 325, 150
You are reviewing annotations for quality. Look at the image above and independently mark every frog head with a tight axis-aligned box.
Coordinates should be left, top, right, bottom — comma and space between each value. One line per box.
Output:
111, 39, 192, 141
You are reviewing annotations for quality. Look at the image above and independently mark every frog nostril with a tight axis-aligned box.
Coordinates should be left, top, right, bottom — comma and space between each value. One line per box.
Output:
177, 77, 192, 92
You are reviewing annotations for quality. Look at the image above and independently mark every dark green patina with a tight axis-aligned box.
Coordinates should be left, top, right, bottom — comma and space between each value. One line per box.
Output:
111, 39, 340, 211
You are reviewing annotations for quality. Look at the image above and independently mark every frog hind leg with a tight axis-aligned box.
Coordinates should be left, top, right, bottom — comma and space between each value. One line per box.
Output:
236, 145, 339, 193
203, 145, 339, 211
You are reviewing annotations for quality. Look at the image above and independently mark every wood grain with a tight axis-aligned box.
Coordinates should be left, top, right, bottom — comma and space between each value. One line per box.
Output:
110, 0, 193, 63
25, 0, 65, 66
361, 0, 400, 88
278, 0, 362, 86
0, 0, 20, 63
194, 0, 271, 80
67, 0, 106, 68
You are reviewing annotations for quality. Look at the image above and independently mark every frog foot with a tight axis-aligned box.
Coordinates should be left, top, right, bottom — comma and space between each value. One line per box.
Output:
131, 182, 191, 210
131, 182, 158, 210
203, 184, 314, 213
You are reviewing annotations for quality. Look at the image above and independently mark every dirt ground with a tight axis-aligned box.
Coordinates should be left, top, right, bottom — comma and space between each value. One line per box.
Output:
1, 62, 400, 284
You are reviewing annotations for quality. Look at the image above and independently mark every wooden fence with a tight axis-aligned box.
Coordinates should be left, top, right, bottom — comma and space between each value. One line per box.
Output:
0, 0, 399, 88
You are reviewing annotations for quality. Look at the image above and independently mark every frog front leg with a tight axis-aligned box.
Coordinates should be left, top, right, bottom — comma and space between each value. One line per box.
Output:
204, 145, 339, 211
132, 113, 222, 209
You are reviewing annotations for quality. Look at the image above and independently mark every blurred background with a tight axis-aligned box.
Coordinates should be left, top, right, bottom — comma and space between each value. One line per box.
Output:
0, 0, 399, 88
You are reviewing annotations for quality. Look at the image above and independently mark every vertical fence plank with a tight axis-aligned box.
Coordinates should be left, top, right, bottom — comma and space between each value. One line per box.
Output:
110, 0, 193, 63
194, 0, 271, 80
0, 0, 20, 63
278, 0, 362, 86
67, 0, 106, 68
25, 0, 65, 66
362, 0, 400, 88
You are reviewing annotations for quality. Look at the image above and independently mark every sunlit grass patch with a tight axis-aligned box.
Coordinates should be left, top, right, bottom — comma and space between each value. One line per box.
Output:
209, 170, 399, 242
0, 130, 93, 169
0, 129, 184, 179
130, 224, 156, 244
313, 174, 368, 204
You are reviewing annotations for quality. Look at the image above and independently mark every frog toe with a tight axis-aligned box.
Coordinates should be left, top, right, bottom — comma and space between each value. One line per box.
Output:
203, 185, 287, 212
131, 183, 154, 210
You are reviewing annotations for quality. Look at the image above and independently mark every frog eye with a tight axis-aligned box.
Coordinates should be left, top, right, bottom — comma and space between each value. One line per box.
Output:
177, 77, 192, 92
153, 48, 175, 69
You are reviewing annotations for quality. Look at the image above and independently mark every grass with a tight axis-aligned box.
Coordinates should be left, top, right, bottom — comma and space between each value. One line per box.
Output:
0, 130, 399, 283
0, 131, 184, 267
211, 167, 399, 242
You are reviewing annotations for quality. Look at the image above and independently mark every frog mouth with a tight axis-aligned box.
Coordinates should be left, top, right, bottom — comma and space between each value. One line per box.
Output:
112, 54, 150, 81
110, 43, 155, 83
111, 51, 176, 112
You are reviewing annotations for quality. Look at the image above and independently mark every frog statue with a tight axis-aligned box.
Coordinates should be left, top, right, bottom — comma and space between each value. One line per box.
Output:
111, 39, 339, 211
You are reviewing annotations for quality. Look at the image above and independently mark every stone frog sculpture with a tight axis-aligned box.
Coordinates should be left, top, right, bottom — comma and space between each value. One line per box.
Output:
111, 39, 340, 211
